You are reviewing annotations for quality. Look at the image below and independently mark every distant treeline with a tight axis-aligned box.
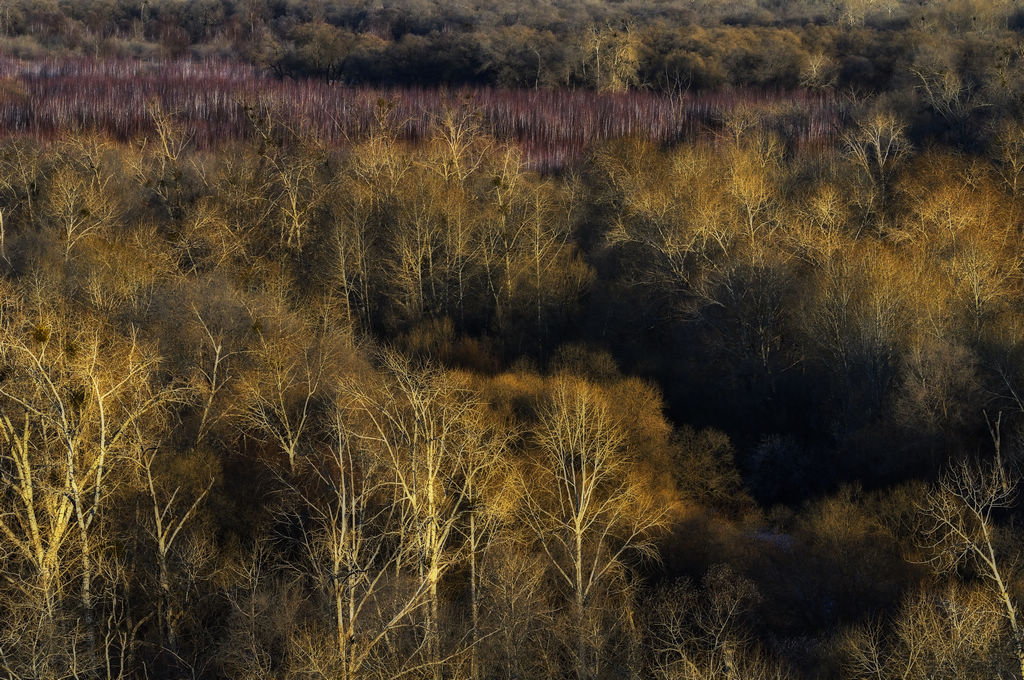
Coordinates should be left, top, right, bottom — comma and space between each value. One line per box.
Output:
0, 1, 1019, 94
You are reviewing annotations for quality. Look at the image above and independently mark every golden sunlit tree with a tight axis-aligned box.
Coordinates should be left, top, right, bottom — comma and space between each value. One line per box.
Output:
520, 376, 669, 680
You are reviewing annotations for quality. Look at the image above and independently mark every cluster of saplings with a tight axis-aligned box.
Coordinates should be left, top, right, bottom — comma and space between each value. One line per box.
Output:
0, 97, 1023, 679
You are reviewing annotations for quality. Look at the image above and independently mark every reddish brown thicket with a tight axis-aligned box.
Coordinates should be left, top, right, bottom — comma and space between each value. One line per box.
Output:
0, 57, 842, 171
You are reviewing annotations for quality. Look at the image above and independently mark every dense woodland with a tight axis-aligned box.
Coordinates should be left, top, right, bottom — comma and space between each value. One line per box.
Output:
1, 1, 1024, 680
0, 0, 1023, 100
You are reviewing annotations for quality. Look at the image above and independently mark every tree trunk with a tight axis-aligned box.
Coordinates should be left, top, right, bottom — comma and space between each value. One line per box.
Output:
158, 548, 178, 654
574, 522, 588, 680
469, 508, 480, 680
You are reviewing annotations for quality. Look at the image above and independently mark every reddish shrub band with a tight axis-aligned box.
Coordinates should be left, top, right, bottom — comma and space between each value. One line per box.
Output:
0, 57, 843, 170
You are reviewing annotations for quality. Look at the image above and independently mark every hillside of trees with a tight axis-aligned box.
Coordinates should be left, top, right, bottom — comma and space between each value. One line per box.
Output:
1, 2, 1024, 680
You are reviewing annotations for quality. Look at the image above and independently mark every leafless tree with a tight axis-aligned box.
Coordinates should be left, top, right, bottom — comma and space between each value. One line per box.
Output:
139, 448, 213, 655
283, 399, 439, 680
0, 300, 180, 674
336, 353, 501, 680
843, 582, 1004, 680
520, 376, 669, 680
191, 304, 247, 448
843, 109, 910, 203
917, 415, 1024, 679
242, 329, 329, 474
648, 567, 787, 680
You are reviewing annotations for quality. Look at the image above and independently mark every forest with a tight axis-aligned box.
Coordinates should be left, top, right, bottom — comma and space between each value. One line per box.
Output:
0, 0, 1023, 679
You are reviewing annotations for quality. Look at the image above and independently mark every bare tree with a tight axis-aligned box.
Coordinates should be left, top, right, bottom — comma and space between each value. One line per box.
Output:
327, 178, 377, 333
580, 22, 643, 92
843, 582, 1004, 680
479, 146, 531, 328
0, 316, 172, 614
917, 416, 1024, 679
126, 101, 196, 221
520, 376, 669, 680
139, 449, 213, 655
0, 139, 42, 262
389, 176, 444, 322
266, 142, 328, 251
460, 406, 515, 680
0, 412, 76, 618
911, 55, 985, 126
649, 568, 788, 680
248, 102, 329, 251
478, 541, 557, 680
993, 119, 1024, 198
843, 109, 910, 204
799, 53, 838, 90
0, 302, 180, 673
426, 105, 490, 186
191, 304, 247, 448
284, 400, 436, 680
219, 536, 291, 680
42, 161, 121, 261
242, 329, 328, 474
337, 353, 497, 680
